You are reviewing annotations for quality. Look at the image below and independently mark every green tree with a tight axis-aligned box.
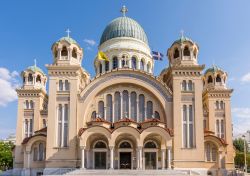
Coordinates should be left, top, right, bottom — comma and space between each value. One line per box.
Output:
0, 141, 14, 171
233, 138, 248, 152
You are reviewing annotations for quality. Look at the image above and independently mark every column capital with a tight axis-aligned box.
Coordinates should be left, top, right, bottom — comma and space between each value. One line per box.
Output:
80, 146, 86, 150
137, 146, 143, 150
109, 146, 115, 150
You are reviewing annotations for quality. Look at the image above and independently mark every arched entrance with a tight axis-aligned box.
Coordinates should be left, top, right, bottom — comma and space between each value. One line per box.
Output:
93, 141, 108, 169
118, 141, 133, 169
144, 140, 158, 169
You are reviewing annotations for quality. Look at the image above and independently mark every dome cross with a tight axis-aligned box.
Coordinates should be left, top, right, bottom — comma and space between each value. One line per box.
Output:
65, 28, 71, 38
120, 5, 128, 17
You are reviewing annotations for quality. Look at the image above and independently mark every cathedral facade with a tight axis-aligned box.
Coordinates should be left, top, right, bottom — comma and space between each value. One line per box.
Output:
13, 6, 235, 176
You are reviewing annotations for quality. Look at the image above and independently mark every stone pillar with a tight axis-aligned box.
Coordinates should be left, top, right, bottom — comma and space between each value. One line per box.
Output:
110, 146, 114, 169
167, 148, 171, 169
118, 58, 122, 68
27, 152, 31, 169
137, 60, 140, 70
161, 149, 166, 169
136, 148, 140, 169
138, 147, 143, 169
102, 61, 105, 73
81, 147, 85, 169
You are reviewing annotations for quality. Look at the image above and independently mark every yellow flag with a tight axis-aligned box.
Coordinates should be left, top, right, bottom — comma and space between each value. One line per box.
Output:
97, 51, 109, 61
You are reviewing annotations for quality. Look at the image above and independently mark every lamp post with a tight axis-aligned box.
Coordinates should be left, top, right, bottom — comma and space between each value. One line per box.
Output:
242, 135, 247, 173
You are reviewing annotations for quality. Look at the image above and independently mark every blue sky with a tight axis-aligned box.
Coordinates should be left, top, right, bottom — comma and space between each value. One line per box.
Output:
0, 0, 250, 139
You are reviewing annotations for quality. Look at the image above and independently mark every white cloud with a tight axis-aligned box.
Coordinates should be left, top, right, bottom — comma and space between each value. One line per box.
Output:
241, 72, 250, 83
83, 39, 96, 46
232, 107, 250, 136
0, 67, 20, 107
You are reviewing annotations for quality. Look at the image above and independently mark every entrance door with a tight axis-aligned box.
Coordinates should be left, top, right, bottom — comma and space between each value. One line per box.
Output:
94, 152, 106, 169
145, 152, 157, 169
120, 152, 131, 169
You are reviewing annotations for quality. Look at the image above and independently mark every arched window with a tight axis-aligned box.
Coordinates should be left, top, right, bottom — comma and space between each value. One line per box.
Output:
114, 92, 121, 121
216, 101, 220, 109
216, 75, 221, 82
154, 111, 160, 119
59, 80, 63, 91
182, 80, 187, 91
130, 92, 137, 121
188, 80, 193, 91
174, 48, 179, 58
208, 76, 213, 83
30, 100, 34, 109
65, 80, 69, 91
99, 63, 102, 74
54, 49, 58, 58
72, 48, 77, 58
28, 73, 33, 84
122, 60, 126, 67
205, 143, 217, 162
25, 100, 29, 109
146, 101, 153, 118
220, 101, 224, 109
94, 141, 107, 149
33, 147, 38, 161
63, 104, 69, 147
194, 49, 197, 58
105, 61, 109, 71
91, 111, 96, 119
98, 101, 104, 119
132, 57, 137, 69
189, 105, 194, 147
36, 75, 41, 83
38, 143, 44, 161
139, 94, 145, 122
122, 90, 129, 118
144, 141, 157, 148
184, 46, 190, 56
61, 46, 68, 57
23, 76, 25, 84
119, 141, 131, 148
113, 57, 118, 69
140, 60, 144, 71
147, 63, 150, 72
221, 119, 224, 138
216, 119, 220, 137
58, 104, 63, 147
106, 94, 113, 122
183, 105, 187, 148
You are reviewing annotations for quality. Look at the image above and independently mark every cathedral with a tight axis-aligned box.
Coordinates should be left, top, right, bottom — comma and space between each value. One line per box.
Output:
12, 6, 235, 176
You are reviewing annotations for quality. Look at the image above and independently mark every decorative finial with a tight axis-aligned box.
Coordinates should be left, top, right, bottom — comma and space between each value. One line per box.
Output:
120, 5, 128, 17
180, 29, 184, 38
34, 59, 37, 67
65, 28, 71, 38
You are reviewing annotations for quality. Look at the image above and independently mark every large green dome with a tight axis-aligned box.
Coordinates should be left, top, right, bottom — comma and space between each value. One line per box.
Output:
100, 16, 148, 45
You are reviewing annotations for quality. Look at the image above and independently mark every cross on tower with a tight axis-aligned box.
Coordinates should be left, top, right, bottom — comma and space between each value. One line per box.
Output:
180, 29, 184, 38
34, 59, 37, 67
120, 5, 128, 17
65, 28, 71, 38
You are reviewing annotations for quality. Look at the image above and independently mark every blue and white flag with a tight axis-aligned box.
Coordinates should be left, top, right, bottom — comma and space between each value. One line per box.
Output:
152, 51, 164, 60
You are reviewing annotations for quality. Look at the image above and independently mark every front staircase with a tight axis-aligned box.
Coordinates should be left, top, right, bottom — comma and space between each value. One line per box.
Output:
60, 169, 201, 176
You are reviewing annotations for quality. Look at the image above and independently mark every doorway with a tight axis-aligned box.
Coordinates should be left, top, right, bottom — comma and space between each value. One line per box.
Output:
145, 152, 157, 169
94, 152, 106, 169
119, 152, 132, 169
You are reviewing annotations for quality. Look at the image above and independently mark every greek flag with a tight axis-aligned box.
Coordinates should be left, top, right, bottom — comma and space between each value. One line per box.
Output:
152, 51, 164, 60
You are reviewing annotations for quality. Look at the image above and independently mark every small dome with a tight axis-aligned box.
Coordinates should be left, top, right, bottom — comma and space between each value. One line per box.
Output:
205, 65, 225, 75
58, 36, 78, 44
171, 35, 194, 47
27, 65, 45, 75
100, 16, 148, 45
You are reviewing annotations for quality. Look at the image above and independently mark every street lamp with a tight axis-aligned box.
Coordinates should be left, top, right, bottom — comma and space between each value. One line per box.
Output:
242, 135, 247, 173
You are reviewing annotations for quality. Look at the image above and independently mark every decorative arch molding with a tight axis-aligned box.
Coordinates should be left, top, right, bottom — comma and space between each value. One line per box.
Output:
204, 135, 227, 151
22, 134, 47, 153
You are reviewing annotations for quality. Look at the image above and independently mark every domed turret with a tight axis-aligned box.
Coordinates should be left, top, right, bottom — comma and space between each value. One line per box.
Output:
95, 6, 153, 75
21, 61, 47, 91
167, 33, 199, 66
51, 30, 83, 66
203, 65, 227, 90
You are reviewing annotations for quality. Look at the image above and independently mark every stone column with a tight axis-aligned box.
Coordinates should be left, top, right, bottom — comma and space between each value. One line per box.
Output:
110, 146, 114, 169
136, 148, 140, 169
81, 147, 86, 169
102, 61, 105, 73
118, 58, 122, 68
138, 146, 143, 169
167, 148, 171, 169
161, 149, 166, 169
27, 152, 31, 169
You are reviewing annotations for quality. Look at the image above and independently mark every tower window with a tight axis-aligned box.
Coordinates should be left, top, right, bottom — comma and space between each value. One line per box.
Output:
208, 76, 213, 84
98, 101, 104, 118
28, 73, 33, 84
99, 63, 102, 74
122, 60, 126, 67
132, 57, 137, 69
72, 48, 77, 58
184, 46, 190, 56
182, 80, 187, 91
106, 94, 113, 122
61, 46, 68, 57
112, 57, 118, 69
105, 61, 109, 71
36, 75, 41, 83
182, 104, 195, 148
174, 48, 179, 58
140, 60, 144, 71
216, 75, 222, 82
